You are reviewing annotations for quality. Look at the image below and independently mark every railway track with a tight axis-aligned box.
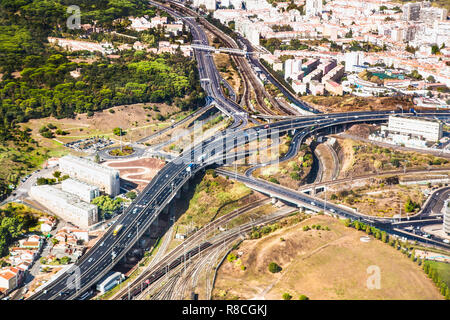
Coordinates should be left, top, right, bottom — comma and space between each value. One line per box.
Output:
113, 198, 270, 299
166, 1, 294, 116
138, 206, 296, 300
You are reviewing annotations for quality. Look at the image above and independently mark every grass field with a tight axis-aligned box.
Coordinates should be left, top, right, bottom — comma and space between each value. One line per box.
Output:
213, 215, 442, 300
428, 261, 450, 288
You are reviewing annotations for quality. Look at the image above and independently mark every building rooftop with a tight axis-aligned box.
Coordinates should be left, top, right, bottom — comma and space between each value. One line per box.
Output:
390, 115, 442, 124
31, 185, 97, 212
62, 178, 99, 192
59, 155, 119, 176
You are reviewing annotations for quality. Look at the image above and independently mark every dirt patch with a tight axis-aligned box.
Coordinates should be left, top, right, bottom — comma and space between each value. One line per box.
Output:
302, 95, 415, 113
104, 157, 165, 190
334, 135, 450, 179
346, 123, 379, 139
23, 102, 186, 147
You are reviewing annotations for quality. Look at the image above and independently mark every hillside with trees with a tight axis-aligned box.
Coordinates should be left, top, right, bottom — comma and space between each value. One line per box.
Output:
0, 0, 205, 199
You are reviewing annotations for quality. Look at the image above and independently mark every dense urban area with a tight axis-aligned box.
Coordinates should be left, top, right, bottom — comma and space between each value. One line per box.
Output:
0, 0, 449, 303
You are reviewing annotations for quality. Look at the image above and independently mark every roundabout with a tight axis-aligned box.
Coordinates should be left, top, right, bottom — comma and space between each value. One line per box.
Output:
98, 144, 145, 160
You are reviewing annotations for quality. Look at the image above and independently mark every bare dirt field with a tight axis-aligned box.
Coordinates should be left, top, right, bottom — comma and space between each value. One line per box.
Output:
23, 102, 187, 147
104, 157, 165, 190
213, 215, 442, 300
322, 183, 426, 217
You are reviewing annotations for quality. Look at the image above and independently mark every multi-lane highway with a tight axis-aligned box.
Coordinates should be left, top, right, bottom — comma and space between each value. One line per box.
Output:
147, 0, 250, 128
27, 0, 450, 300
29, 108, 450, 300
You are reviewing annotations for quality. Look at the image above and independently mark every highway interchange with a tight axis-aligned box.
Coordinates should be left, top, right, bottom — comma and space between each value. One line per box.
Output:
28, 0, 450, 300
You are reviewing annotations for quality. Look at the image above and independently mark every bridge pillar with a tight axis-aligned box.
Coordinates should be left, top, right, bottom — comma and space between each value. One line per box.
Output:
183, 182, 189, 192
175, 190, 181, 199
154, 214, 159, 228
163, 206, 169, 215
271, 197, 277, 205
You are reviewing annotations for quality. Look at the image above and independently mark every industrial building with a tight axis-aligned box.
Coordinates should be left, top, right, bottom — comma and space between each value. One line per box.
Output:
30, 185, 98, 229
386, 115, 443, 142
61, 178, 100, 203
59, 155, 120, 197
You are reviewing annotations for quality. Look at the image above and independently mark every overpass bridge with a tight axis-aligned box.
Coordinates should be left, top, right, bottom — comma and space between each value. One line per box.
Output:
190, 43, 256, 55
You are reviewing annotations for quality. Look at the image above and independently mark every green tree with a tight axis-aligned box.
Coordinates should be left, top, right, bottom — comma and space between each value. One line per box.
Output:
282, 292, 292, 300
92, 195, 123, 219
344, 218, 351, 227
299, 294, 309, 300
113, 127, 126, 136
60, 256, 71, 264
268, 262, 282, 273
126, 191, 137, 200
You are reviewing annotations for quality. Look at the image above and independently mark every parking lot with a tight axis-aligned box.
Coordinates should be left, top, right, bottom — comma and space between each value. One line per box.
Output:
64, 137, 113, 154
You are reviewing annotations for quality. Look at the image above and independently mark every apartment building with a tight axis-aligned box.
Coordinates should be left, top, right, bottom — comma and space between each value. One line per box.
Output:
59, 155, 120, 197
30, 185, 98, 229
402, 3, 421, 21
61, 178, 100, 203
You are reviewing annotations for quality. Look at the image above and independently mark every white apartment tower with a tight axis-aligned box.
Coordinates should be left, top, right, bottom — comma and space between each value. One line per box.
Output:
284, 58, 302, 80
59, 155, 120, 197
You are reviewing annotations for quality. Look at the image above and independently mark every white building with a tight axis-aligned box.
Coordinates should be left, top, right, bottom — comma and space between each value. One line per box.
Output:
387, 115, 443, 142
62, 178, 100, 203
292, 80, 307, 95
194, 0, 216, 10
30, 185, 98, 229
97, 272, 125, 294
305, 0, 323, 17
444, 200, 450, 235
344, 51, 364, 73
59, 155, 120, 197
284, 58, 302, 80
